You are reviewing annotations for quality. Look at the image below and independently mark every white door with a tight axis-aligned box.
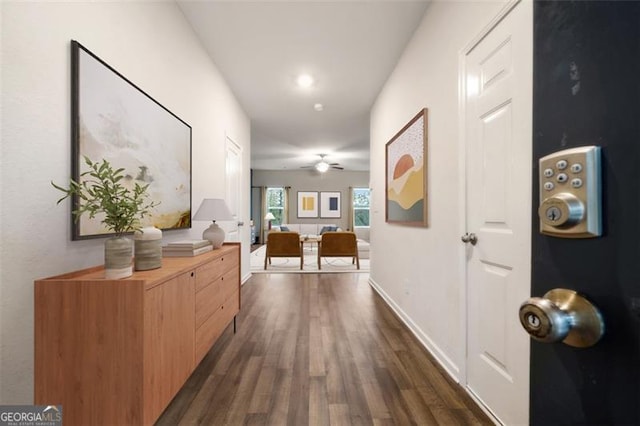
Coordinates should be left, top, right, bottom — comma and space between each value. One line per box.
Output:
464, 1, 532, 424
225, 136, 242, 242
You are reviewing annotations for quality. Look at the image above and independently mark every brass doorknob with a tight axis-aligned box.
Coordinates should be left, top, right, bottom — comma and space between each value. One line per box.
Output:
519, 288, 604, 348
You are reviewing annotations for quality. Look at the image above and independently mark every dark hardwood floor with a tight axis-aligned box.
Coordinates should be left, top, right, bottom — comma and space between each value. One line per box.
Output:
157, 273, 491, 425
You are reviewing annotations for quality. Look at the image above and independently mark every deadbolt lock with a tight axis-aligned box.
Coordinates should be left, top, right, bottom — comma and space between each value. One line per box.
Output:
538, 146, 601, 238
539, 193, 584, 228
519, 288, 604, 348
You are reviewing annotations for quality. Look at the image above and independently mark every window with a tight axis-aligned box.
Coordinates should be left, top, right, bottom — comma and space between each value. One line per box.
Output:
352, 188, 371, 227
266, 187, 285, 225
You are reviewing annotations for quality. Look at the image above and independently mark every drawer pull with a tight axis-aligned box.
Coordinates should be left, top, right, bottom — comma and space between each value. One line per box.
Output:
191, 272, 194, 277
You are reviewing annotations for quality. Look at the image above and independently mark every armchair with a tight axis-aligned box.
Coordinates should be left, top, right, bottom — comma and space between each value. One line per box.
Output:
317, 232, 360, 270
264, 231, 304, 270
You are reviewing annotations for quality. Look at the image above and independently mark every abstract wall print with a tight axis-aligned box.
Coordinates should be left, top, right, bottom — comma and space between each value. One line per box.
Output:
385, 108, 428, 226
320, 192, 341, 218
71, 40, 192, 239
297, 191, 319, 218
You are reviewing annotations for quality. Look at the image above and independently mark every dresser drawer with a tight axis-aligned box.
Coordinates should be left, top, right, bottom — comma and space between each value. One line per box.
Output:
219, 268, 239, 307
195, 290, 239, 363
195, 250, 239, 292
195, 268, 239, 328
195, 279, 220, 328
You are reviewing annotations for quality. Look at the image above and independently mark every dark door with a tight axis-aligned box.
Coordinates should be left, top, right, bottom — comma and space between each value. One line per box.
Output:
532, 2, 640, 424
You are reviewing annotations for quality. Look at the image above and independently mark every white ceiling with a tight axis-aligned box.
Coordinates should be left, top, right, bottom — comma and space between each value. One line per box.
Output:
177, 1, 430, 172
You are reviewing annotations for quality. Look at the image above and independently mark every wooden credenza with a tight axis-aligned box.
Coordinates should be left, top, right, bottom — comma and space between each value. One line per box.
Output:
34, 243, 240, 426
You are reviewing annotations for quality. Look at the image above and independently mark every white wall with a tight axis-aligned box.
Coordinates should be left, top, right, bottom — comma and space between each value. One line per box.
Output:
0, 1, 250, 403
369, 1, 505, 379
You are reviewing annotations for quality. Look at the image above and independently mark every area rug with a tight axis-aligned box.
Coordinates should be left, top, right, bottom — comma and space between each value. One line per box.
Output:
250, 245, 369, 274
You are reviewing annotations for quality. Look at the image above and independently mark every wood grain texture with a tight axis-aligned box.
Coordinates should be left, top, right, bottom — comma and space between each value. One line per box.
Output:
195, 248, 239, 292
195, 291, 240, 364
158, 273, 491, 425
143, 271, 195, 424
35, 280, 145, 425
34, 243, 240, 426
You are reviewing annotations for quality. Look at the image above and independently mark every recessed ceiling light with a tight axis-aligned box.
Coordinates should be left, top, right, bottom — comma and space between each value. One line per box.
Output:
314, 103, 324, 111
296, 74, 314, 88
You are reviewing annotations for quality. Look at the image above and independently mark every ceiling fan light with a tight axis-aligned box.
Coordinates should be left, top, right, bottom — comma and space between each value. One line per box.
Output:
315, 161, 330, 173
296, 74, 314, 88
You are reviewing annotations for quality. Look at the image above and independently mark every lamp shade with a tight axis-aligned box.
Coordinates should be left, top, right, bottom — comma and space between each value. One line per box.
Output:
194, 198, 234, 222
264, 212, 276, 221
193, 199, 234, 248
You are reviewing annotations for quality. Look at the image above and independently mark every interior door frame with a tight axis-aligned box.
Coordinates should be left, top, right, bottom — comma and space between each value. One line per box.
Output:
456, 0, 526, 422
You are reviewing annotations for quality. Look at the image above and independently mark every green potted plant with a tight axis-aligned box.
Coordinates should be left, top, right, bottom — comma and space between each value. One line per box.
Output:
52, 156, 159, 278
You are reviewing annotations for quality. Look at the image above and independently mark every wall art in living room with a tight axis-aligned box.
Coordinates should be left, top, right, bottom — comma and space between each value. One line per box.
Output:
385, 108, 428, 226
297, 191, 318, 218
71, 40, 192, 239
320, 191, 341, 218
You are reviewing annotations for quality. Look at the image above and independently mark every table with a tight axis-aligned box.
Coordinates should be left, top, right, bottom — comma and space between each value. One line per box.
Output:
300, 235, 321, 251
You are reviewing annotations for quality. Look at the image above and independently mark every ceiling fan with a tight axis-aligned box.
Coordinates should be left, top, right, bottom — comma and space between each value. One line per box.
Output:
301, 154, 344, 173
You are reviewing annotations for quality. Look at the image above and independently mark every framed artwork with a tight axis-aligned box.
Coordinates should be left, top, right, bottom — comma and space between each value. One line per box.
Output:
385, 108, 428, 226
320, 191, 341, 218
71, 40, 192, 239
297, 191, 318, 218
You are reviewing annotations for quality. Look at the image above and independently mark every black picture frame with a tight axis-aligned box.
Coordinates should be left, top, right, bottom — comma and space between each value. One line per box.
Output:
71, 40, 192, 239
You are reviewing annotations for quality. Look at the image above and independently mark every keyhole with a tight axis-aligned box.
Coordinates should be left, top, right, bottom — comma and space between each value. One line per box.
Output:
546, 206, 562, 222
527, 313, 541, 329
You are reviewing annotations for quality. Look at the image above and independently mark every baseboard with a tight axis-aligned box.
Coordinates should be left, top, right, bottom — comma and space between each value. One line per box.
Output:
367, 277, 461, 383
242, 272, 252, 285
465, 387, 503, 425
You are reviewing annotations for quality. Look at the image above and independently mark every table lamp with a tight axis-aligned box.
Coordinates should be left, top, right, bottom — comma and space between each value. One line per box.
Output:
193, 198, 234, 248
264, 212, 275, 230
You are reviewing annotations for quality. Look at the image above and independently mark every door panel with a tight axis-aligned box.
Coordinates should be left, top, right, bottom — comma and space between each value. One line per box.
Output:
225, 136, 242, 242
465, 2, 532, 424
481, 103, 511, 223
531, 2, 640, 424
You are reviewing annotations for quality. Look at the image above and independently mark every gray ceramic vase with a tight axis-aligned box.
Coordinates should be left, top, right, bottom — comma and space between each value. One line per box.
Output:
104, 236, 133, 279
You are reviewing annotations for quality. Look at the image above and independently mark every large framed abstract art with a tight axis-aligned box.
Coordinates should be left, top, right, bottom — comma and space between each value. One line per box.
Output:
385, 108, 428, 226
71, 40, 192, 239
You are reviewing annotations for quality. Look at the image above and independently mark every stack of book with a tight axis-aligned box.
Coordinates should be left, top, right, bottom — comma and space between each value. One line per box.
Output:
162, 240, 213, 257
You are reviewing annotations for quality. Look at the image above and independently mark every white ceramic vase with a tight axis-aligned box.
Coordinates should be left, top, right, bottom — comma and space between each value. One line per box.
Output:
134, 226, 162, 271
104, 236, 133, 279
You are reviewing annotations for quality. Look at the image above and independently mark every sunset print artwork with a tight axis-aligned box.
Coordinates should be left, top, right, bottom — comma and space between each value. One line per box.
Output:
385, 109, 428, 226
